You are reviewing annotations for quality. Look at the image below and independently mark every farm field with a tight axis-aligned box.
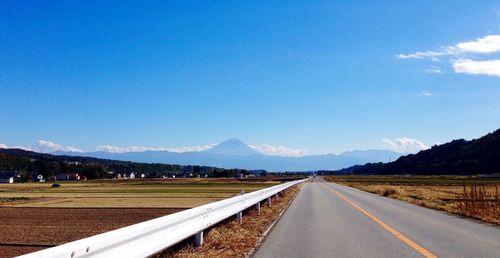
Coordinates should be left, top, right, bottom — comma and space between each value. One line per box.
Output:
0, 178, 280, 257
322, 175, 500, 224
0, 207, 183, 257
0, 179, 278, 208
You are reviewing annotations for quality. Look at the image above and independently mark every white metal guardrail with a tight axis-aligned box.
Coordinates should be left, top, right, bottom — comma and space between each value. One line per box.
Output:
17, 179, 306, 258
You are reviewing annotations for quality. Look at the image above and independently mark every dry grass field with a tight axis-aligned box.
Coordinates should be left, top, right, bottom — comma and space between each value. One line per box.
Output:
322, 176, 500, 224
0, 178, 280, 257
0, 179, 278, 208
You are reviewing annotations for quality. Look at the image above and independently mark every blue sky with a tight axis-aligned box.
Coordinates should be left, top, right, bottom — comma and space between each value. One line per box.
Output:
1, 1, 500, 155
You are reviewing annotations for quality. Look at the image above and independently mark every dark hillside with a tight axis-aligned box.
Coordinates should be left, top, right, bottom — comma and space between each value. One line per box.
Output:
338, 129, 500, 175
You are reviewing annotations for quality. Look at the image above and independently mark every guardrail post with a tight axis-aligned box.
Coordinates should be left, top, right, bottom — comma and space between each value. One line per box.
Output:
256, 202, 261, 214
268, 196, 272, 207
234, 190, 245, 224
236, 211, 243, 224
194, 230, 203, 247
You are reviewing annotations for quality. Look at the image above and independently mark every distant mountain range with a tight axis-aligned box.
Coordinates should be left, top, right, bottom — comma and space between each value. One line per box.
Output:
338, 129, 500, 175
53, 138, 401, 171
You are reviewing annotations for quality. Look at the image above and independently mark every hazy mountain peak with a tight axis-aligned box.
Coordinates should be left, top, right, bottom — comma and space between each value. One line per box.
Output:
221, 138, 246, 145
205, 138, 259, 156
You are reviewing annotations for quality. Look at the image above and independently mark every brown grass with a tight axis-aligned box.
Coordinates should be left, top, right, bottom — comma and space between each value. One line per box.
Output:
457, 183, 500, 223
323, 176, 500, 224
158, 184, 303, 258
0, 179, 277, 208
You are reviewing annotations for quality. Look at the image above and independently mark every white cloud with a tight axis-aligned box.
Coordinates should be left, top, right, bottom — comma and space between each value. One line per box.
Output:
425, 68, 443, 74
452, 59, 500, 77
0, 143, 31, 150
396, 50, 449, 59
420, 91, 432, 96
397, 35, 500, 77
382, 137, 429, 154
96, 144, 215, 153
65, 146, 83, 152
97, 145, 160, 153
249, 144, 308, 157
168, 144, 216, 152
455, 35, 500, 54
31, 140, 82, 153
32, 140, 63, 152
397, 35, 500, 60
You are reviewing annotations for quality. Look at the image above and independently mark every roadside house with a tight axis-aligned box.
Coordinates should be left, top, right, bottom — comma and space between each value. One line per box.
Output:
56, 173, 81, 181
0, 171, 19, 184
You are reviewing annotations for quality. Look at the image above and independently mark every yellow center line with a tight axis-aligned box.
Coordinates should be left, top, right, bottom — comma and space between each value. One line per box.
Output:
319, 183, 437, 258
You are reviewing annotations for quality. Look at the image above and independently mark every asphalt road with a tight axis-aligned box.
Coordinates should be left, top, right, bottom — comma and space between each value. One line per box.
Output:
254, 178, 500, 258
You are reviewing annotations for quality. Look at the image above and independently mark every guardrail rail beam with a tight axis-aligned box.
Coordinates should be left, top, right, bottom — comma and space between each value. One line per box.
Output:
16, 178, 306, 258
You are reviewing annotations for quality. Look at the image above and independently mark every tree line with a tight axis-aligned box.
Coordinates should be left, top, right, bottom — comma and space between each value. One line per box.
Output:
0, 148, 254, 181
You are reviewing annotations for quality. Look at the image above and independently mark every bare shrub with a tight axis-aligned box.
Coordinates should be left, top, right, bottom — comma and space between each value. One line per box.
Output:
382, 187, 397, 197
458, 183, 500, 223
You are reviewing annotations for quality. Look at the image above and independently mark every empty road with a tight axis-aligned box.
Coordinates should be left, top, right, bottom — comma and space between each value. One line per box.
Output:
254, 178, 500, 258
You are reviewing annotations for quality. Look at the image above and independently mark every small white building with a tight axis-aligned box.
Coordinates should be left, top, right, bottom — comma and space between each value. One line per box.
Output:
37, 175, 45, 183
0, 171, 19, 184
